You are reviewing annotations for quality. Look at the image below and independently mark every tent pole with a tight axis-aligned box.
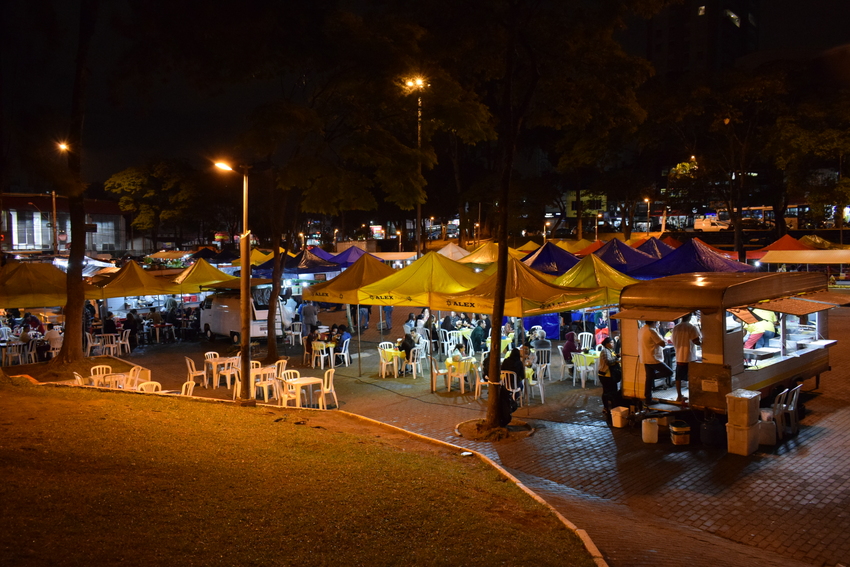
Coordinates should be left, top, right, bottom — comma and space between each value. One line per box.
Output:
357, 304, 362, 377
379, 308, 383, 336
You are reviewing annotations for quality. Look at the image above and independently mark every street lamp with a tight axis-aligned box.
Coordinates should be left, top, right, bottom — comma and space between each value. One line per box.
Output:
397, 230, 402, 252
644, 198, 650, 234
299, 232, 305, 249
333, 228, 339, 243
596, 213, 602, 242
543, 220, 550, 243
215, 161, 253, 406
474, 222, 480, 247
404, 76, 428, 258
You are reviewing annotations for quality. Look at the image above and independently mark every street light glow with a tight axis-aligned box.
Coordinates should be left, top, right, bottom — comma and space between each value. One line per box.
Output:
58, 143, 68, 151
215, 162, 234, 171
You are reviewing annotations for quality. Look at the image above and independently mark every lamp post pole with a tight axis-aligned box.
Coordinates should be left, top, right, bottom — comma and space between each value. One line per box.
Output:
397, 230, 402, 252
543, 220, 550, 243
596, 213, 602, 242
405, 77, 427, 258
51, 191, 59, 253
644, 198, 650, 235
216, 162, 253, 405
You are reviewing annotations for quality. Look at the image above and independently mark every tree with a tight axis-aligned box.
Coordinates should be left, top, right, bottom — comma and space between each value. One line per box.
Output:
104, 159, 198, 251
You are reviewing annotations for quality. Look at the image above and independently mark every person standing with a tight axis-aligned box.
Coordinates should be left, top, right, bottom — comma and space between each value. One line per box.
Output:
470, 319, 486, 354
671, 314, 702, 403
597, 336, 622, 417
301, 301, 318, 336
123, 309, 139, 351
382, 305, 394, 330
638, 321, 672, 406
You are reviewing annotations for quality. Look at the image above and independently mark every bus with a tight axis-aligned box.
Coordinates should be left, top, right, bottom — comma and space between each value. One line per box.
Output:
715, 204, 820, 230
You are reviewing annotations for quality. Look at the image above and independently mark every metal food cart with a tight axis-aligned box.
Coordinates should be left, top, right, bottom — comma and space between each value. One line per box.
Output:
613, 272, 846, 413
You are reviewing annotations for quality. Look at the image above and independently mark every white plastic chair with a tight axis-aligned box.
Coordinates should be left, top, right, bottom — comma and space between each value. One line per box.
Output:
274, 359, 288, 378
124, 366, 143, 390
276, 369, 301, 407
405, 345, 425, 379
571, 352, 594, 388
525, 367, 545, 405
558, 348, 574, 381
84, 332, 102, 356
473, 364, 491, 400
118, 330, 132, 355
378, 347, 396, 378
447, 358, 474, 394
439, 329, 452, 358
181, 381, 196, 396
252, 366, 278, 403
534, 348, 552, 381
378, 341, 394, 350
73, 371, 87, 386
218, 356, 240, 389
46, 339, 63, 360
577, 332, 594, 350
311, 342, 330, 370
334, 338, 351, 367
772, 388, 789, 440
185, 357, 206, 387
500, 370, 522, 407
3, 342, 24, 366
90, 364, 112, 377
316, 368, 338, 409
428, 355, 449, 393
137, 381, 162, 393
782, 384, 803, 437
0, 327, 13, 340
24, 340, 38, 364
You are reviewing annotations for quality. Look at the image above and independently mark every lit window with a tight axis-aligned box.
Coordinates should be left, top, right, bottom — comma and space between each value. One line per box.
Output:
698, 5, 705, 16
725, 9, 741, 27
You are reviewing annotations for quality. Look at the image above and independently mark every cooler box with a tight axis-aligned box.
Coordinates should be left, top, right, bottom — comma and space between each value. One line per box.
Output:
726, 389, 761, 427
611, 407, 629, 428
726, 423, 759, 456
758, 420, 777, 445
642, 418, 658, 443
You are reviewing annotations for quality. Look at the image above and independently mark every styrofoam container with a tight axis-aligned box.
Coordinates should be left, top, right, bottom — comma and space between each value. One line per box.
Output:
758, 420, 777, 446
642, 418, 658, 443
670, 420, 690, 445
611, 406, 629, 428
726, 422, 759, 456
726, 389, 761, 427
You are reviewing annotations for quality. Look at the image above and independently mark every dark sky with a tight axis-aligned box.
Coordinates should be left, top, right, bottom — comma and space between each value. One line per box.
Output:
4, 0, 850, 185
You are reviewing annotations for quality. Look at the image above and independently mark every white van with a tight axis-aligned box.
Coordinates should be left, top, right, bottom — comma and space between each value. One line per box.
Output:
692, 216, 730, 232
200, 288, 287, 343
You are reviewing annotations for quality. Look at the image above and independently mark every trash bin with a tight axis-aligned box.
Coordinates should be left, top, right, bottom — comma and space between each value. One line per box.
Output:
670, 420, 690, 445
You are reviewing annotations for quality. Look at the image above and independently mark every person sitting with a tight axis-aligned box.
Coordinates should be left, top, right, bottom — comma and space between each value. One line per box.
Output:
149, 307, 163, 325
562, 331, 580, 361
399, 331, 417, 376
19, 324, 33, 344
44, 324, 63, 349
103, 312, 118, 335
470, 320, 486, 353
530, 329, 551, 350
304, 325, 318, 367
336, 325, 351, 354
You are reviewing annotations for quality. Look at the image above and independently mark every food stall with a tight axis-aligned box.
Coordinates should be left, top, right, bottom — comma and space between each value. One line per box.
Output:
613, 272, 847, 413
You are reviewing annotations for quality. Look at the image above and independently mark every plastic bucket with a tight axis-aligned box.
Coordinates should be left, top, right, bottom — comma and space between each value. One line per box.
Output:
642, 418, 658, 443
670, 420, 691, 445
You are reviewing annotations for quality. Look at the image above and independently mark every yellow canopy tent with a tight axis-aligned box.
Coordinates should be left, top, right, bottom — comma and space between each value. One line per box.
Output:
481, 257, 555, 282
434, 256, 607, 317
436, 242, 471, 261
552, 254, 637, 306
456, 242, 524, 264
799, 234, 850, 250
517, 240, 540, 252
303, 253, 395, 304
557, 238, 593, 253
0, 262, 93, 308
358, 251, 486, 306
89, 260, 181, 299
172, 258, 237, 293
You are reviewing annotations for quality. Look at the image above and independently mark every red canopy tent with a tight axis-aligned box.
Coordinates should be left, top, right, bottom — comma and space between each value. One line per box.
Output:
746, 234, 817, 260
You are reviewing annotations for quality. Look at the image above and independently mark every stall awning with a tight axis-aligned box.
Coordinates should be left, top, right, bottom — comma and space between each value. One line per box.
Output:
794, 291, 850, 306
148, 250, 191, 260
743, 297, 835, 316
612, 308, 695, 321
760, 250, 850, 264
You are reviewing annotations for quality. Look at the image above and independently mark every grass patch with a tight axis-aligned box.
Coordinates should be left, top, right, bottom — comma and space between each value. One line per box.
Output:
0, 378, 594, 566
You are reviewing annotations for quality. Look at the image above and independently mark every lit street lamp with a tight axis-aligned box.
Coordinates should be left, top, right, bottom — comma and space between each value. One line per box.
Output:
396, 230, 402, 252
595, 213, 602, 242
215, 161, 253, 406
299, 232, 305, 249
644, 198, 650, 234
404, 76, 428, 258
543, 220, 550, 243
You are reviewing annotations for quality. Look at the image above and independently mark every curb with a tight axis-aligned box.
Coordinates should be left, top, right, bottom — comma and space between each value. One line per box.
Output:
338, 409, 609, 567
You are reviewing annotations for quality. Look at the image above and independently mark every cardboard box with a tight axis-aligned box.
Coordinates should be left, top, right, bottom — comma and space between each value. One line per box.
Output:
726, 389, 761, 427
726, 423, 759, 456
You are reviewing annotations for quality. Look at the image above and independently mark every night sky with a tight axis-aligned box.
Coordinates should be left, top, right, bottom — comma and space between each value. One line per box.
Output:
3, 0, 850, 185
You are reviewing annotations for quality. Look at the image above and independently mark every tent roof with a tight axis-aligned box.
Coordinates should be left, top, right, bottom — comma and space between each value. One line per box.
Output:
628, 238, 757, 279
692, 237, 736, 259
434, 256, 607, 317
172, 258, 238, 293
574, 240, 606, 256
303, 253, 396, 304
255, 249, 339, 274
211, 250, 239, 264
307, 246, 335, 261
148, 250, 191, 260
557, 238, 594, 253
635, 237, 675, 258
358, 252, 487, 306
554, 254, 638, 290
627, 237, 648, 247
760, 249, 850, 264
0, 262, 89, 308
330, 246, 370, 268
661, 235, 683, 248
798, 234, 850, 250
456, 242, 524, 264
593, 239, 657, 273
520, 242, 580, 275
190, 248, 217, 259
90, 261, 181, 298
436, 242, 471, 261
746, 234, 817, 260
516, 240, 540, 252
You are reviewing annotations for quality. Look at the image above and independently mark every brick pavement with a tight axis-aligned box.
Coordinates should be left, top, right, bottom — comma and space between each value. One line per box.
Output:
45, 306, 850, 566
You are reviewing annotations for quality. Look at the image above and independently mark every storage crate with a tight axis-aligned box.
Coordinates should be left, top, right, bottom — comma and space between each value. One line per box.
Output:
726, 423, 759, 456
726, 389, 761, 427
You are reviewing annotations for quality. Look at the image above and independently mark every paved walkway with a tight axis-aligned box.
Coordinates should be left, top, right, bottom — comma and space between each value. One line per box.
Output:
61, 307, 850, 567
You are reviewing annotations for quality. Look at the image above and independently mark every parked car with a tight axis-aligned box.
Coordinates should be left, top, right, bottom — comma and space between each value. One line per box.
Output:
693, 217, 730, 232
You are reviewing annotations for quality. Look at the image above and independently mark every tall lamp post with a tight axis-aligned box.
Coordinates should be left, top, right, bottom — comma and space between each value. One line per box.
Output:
595, 213, 602, 242
644, 198, 650, 235
215, 161, 253, 406
543, 220, 550, 243
405, 76, 428, 258
396, 230, 402, 252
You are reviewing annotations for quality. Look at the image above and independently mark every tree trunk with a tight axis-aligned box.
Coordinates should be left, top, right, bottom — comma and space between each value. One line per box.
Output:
52, 0, 98, 365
